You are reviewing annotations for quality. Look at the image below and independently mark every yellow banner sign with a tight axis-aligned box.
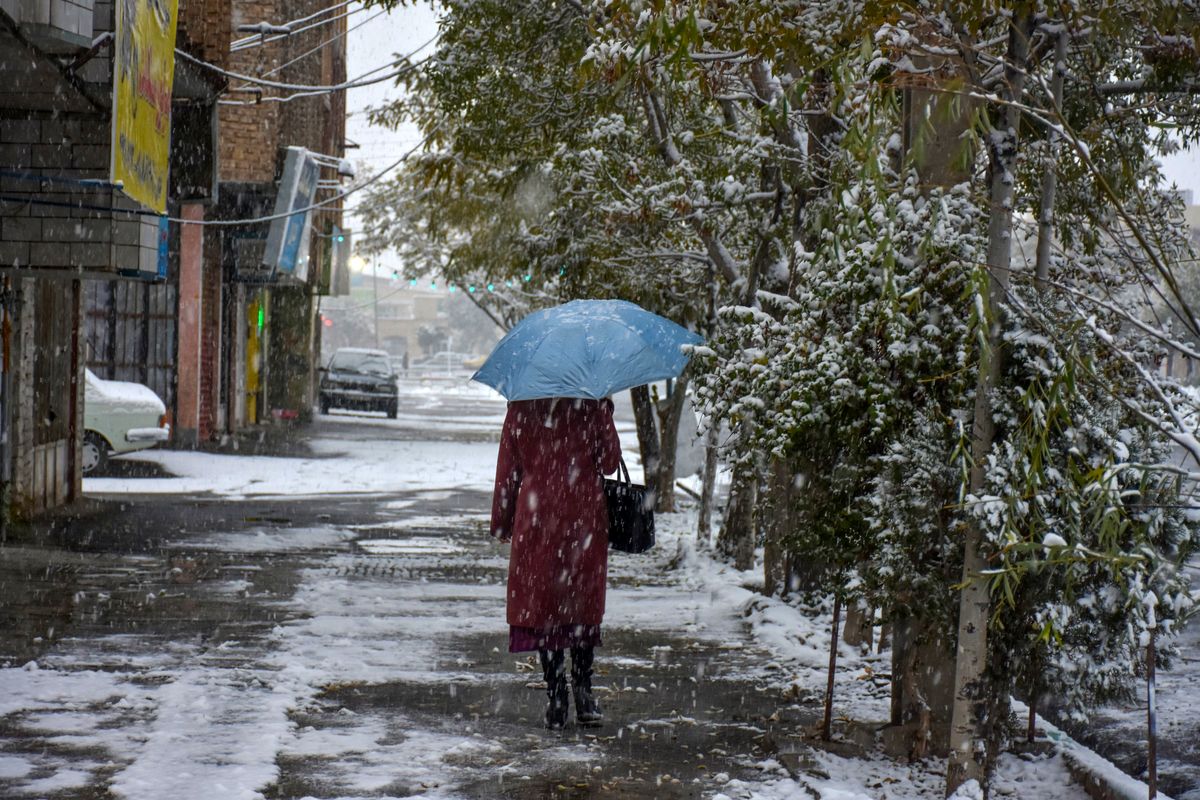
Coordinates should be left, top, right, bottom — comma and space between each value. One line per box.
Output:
111, 0, 179, 213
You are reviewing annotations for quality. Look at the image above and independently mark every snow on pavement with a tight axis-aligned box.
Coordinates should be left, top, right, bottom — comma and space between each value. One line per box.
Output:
6, 383, 1156, 800
85, 436, 501, 498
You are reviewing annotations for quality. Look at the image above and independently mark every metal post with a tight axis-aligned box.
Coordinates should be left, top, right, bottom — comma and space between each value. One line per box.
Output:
1148, 626, 1157, 799
372, 261, 380, 349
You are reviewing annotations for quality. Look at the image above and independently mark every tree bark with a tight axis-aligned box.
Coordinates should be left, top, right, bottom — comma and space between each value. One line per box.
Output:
717, 456, 757, 570
946, 12, 1033, 797
697, 421, 720, 545
885, 613, 954, 760
1034, 31, 1067, 290
631, 385, 661, 498
1148, 626, 1158, 800
843, 600, 873, 650
762, 456, 793, 596
1027, 690, 1037, 744
822, 594, 842, 741
655, 372, 691, 513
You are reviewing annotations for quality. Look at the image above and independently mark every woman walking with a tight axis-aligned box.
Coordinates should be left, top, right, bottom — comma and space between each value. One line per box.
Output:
491, 396, 623, 729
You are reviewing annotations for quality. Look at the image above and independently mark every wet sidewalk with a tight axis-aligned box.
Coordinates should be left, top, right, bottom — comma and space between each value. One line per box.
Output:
0, 483, 811, 800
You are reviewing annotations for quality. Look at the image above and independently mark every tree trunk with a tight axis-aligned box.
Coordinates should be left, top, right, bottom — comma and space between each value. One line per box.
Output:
698, 422, 720, 544
718, 457, 757, 570
843, 600, 873, 650
946, 12, 1032, 797
1034, 31, 1068, 290
1027, 692, 1037, 744
885, 614, 954, 760
822, 594, 842, 741
630, 385, 660, 497
655, 372, 691, 513
762, 456, 793, 596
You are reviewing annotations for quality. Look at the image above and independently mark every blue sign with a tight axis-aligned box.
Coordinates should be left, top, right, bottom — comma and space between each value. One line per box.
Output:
156, 214, 169, 280
262, 147, 320, 282
277, 156, 318, 278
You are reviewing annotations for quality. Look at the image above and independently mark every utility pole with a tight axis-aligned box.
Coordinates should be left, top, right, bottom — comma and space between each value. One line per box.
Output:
372, 258, 381, 349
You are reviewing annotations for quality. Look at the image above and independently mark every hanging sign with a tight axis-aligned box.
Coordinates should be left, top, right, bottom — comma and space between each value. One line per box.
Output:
262, 147, 320, 282
111, 0, 180, 213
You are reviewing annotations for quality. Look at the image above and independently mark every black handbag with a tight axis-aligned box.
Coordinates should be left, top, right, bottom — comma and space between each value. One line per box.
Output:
604, 457, 655, 553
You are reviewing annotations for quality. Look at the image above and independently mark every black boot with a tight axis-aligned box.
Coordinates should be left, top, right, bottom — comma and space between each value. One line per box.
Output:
570, 646, 602, 725
539, 649, 568, 730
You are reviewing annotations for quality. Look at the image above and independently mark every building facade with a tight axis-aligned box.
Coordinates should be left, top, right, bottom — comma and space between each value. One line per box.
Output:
211, 0, 347, 432
0, 0, 347, 519
0, 0, 223, 515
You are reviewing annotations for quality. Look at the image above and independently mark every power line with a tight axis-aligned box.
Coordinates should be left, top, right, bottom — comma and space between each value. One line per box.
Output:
261, 8, 388, 78
217, 60, 424, 104
168, 129, 431, 225
0, 128, 432, 226
217, 55, 429, 104
230, 0, 355, 48
177, 47, 420, 93
231, 3, 362, 52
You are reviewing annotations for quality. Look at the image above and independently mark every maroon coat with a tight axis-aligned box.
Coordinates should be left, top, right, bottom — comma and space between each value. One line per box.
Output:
490, 397, 622, 628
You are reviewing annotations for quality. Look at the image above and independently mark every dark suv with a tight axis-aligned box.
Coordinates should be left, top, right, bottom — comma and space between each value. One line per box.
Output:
318, 348, 400, 418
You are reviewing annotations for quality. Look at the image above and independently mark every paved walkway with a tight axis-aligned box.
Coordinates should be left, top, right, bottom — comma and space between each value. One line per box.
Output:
0, 412, 805, 800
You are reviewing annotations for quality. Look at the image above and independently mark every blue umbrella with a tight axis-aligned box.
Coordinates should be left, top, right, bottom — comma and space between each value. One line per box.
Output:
472, 299, 703, 401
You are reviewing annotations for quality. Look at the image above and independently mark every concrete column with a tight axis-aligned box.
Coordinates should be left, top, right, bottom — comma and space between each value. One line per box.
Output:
175, 203, 205, 447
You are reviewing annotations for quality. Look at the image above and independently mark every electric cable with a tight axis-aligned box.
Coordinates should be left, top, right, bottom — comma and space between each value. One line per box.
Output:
260, 8, 389, 78
168, 129, 431, 225
177, 47, 419, 93
0, 128, 434, 226
216, 55, 429, 104
231, 3, 363, 52
230, 0, 355, 48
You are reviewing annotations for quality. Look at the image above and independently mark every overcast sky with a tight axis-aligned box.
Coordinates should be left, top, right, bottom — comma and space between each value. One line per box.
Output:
344, 1, 437, 263
343, 5, 1200, 262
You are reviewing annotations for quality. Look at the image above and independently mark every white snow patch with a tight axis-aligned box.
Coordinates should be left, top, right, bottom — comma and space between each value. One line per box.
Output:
86, 438, 499, 499
356, 537, 464, 556
0, 755, 32, 779
167, 526, 357, 553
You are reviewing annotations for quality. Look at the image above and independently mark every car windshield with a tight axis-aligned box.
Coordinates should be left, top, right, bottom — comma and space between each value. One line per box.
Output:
330, 351, 392, 375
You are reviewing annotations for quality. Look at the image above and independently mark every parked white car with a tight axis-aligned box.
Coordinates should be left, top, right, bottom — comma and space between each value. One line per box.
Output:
83, 370, 170, 474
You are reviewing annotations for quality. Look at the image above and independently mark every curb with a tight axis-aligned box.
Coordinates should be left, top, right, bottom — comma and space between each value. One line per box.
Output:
1042, 720, 1172, 800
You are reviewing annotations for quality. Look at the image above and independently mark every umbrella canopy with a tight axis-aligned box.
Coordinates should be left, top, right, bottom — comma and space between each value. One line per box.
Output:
472, 300, 703, 401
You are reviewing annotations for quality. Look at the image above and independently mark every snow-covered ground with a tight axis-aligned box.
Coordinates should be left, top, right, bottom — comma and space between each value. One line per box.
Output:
84, 436, 502, 498
0, 513, 1098, 800
2, 382, 1179, 799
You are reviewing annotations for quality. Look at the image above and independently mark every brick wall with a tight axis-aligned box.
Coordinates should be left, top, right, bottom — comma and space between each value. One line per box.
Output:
214, 0, 347, 426
0, 116, 161, 275
178, 0, 232, 68
218, 0, 346, 184
218, 0, 281, 184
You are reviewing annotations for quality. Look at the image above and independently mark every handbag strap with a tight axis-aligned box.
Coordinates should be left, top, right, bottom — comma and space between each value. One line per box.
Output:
617, 456, 631, 485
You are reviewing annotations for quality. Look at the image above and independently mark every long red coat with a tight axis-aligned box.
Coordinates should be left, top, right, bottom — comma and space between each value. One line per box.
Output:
490, 397, 622, 628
